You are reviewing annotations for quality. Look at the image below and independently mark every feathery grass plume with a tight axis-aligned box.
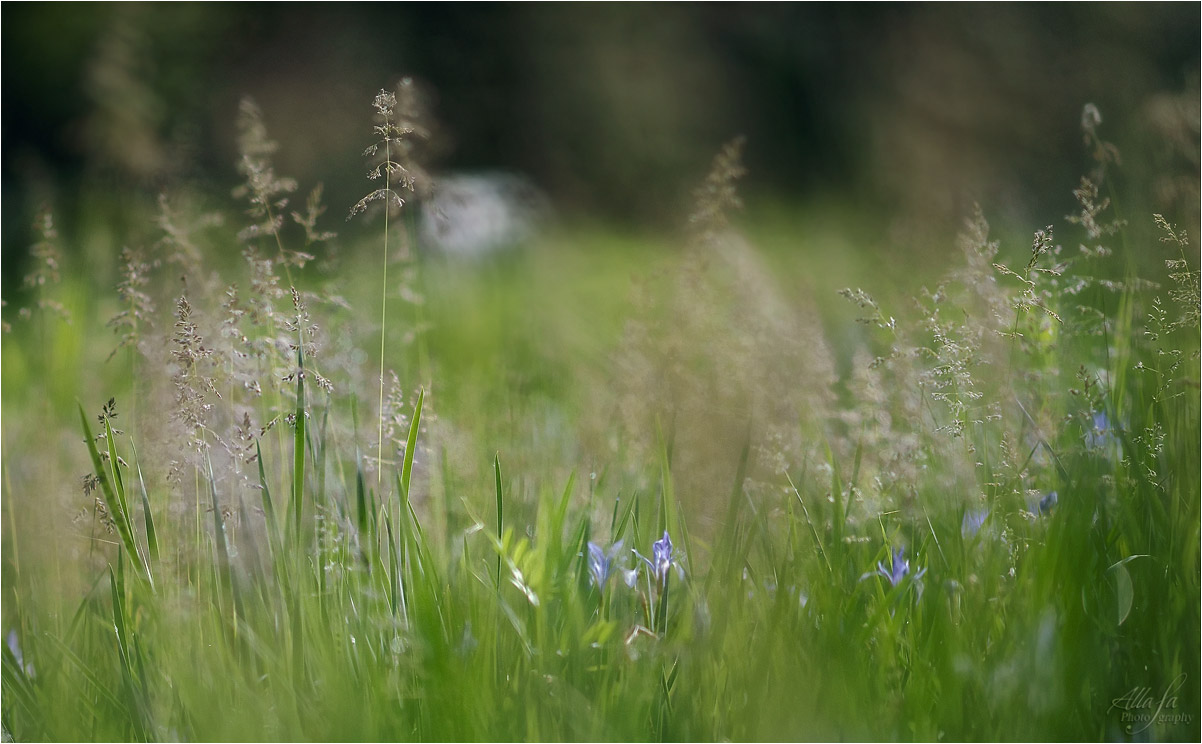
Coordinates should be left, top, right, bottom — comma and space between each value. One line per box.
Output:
1066, 177, 1125, 244
953, 204, 1013, 330
836, 342, 924, 501
350, 85, 424, 485
218, 284, 261, 397
892, 209, 1017, 450
348, 89, 417, 221
1080, 103, 1122, 179
233, 97, 311, 271
240, 245, 287, 332
371, 371, 413, 478
1067, 104, 1126, 247
215, 292, 279, 521
615, 137, 836, 525
155, 193, 223, 282
106, 245, 156, 361
23, 208, 60, 289
687, 136, 747, 247
838, 205, 1040, 518
169, 295, 220, 478
991, 225, 1064, 326
292, 184, 338, 258
81, 471, 116, 536
1154, 214, 1200, 332
282, 287, 332, 394
20, 207, 70, 323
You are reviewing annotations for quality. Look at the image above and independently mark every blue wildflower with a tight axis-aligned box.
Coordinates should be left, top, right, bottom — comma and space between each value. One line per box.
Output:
877, 546, 926, 587
961, 508, 990, 538
5, 630, 21, 666
586, 539, 624, 590
6, 629, 33, 677
634, 530, 684, 586
1024, 490, 1058, 516
652, 532, 673, 581
1085, 411, 1122, 455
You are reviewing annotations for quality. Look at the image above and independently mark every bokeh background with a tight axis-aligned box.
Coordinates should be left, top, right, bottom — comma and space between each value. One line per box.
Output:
3, 2, 1199, 289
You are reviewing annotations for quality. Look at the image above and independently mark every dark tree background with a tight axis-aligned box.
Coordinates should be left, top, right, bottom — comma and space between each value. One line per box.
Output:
3, 3, 1198, 284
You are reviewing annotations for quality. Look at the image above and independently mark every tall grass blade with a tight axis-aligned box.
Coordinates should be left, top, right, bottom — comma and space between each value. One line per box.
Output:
356, 454, 371, 565
291, 344, 307, 544
494, 452, 504, 591
256, 440, 282, 566
108, 563, 148, 741
205, 457, 226, 560
77, 403, 151, 586
399, 387, 424, 507
129, 442, 159, 564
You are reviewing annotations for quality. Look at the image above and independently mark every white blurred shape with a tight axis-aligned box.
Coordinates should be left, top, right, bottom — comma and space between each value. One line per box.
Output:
420, 173, 548, 257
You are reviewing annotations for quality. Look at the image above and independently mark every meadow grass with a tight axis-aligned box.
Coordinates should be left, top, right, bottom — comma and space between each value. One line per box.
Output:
1, 88, 1199, 742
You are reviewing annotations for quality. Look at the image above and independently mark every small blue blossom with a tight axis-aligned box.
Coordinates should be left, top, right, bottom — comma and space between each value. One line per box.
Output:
634, 530, 684, 586
6, 629, 33, 677
877, 547, 926, 587
623, 566, 639, 588
961, 508, 990, 538
1025, 490, 1058, 517
652, 532, 673, 581
1085, 411, 1122, 455
5, 630, 21, 665
586, 539, 624, 590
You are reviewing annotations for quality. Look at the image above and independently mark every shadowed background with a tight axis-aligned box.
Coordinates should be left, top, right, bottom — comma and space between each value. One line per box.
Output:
3, 3, 1198, 290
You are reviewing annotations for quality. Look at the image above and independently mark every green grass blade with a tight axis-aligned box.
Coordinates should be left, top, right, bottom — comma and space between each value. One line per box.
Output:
657, 426, 675, 537
291, 344, 307, 544
108, 564, 129, 659
824, 441, 846, 553
399, 387, 424, 507
494, 452, 504, 592
612, 491, 637, 542
356, 454, 371, 565
206, 454, 232, 572
383, 511, 403, 620
77, 403, 150, 586
47, 634, 126, 716
109, 563, 148, 740
255, 440, 283, 571
128, 442, 159, 564
103, 418, 131, 522
786, 471, 831, 574
2, 635, 43, 739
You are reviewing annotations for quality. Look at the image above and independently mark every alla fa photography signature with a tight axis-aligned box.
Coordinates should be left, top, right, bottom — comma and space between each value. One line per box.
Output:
1109, 673, 1192, 734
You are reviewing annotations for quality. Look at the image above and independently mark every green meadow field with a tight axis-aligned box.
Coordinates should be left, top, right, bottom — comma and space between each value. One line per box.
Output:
2, 6, 1199, 740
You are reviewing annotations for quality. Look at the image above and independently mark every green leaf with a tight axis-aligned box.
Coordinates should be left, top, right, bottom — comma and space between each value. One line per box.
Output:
399, 388, 424, 508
